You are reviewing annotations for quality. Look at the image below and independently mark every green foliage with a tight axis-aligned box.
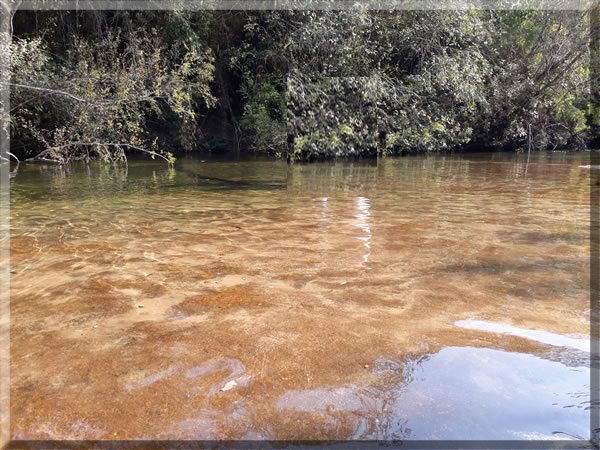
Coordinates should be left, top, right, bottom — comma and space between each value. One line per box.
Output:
10, 11, 216, 163
287, 75, 380, 161
230, 11, 289, 154
475, 10, 589, 150
285, 10, 493, 160
8, 8, 592, 163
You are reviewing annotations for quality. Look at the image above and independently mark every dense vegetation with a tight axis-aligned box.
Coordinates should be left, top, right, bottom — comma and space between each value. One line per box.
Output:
5, 7, 594, 163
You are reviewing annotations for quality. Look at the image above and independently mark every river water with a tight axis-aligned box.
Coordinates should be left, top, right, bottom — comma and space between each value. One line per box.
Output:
8, 151, 593, 440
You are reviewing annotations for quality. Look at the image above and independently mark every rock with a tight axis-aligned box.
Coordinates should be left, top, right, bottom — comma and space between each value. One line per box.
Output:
220, 380, 237, 392
340, 281, 347, 285
138, 304, 144, 308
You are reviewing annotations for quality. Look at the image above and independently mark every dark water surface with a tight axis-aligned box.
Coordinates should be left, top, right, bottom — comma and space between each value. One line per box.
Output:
9, 151, 592, 440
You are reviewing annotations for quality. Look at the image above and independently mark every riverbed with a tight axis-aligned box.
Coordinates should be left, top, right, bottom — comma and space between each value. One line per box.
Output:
8, 151, 592, 440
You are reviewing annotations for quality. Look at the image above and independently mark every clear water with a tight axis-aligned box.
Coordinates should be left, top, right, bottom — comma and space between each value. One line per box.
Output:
8, 151, 592, 440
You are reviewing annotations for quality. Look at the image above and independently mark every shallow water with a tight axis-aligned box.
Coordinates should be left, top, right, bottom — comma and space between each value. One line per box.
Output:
8, 151, 592, 440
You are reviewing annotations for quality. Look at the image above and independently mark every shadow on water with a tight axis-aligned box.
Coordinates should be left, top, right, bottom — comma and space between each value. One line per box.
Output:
496, 231, 587, 245
178, 167, 286, 191
440, 258, 584, 275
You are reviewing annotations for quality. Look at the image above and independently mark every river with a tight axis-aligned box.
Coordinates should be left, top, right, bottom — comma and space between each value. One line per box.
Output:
8, 151, 593, 440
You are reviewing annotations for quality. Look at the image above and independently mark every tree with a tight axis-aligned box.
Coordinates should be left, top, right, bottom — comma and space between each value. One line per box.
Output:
7, 10, 217, 165
477, 9, 589, 151
3, 7, 593, 164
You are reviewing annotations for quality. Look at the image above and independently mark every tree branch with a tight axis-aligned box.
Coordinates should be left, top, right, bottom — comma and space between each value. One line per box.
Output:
2, 82, 167, 106
0, 152, 19, 163
25, 142, 172, 165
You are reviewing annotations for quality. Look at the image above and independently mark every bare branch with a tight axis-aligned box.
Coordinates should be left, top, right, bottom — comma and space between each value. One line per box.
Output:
0, 152, 20, 164
2, 82, 167, 106
10, 91, 54, 112
25, 142, 172, 165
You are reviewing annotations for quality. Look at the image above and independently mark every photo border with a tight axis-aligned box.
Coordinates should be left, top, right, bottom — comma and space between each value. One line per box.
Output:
0, 0, 598, 448
0, 0, 12, 447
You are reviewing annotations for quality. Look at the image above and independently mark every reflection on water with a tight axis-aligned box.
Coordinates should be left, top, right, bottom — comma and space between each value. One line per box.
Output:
456, 319, 591, 352
8, 151, 592, 440
354, 196, 371, 266
277, 346, 590, 440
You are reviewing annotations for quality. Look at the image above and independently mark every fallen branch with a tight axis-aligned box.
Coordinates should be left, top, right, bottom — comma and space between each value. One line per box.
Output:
25, 156, 64, 164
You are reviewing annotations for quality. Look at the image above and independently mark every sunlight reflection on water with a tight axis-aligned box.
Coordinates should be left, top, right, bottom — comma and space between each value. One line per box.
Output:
354, 196, 371, 266
455, 319, 591, 352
